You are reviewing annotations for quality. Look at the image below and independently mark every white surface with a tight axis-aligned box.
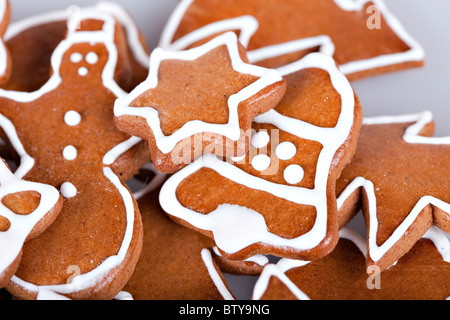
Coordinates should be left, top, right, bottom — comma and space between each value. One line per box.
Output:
6, 0, 449, 300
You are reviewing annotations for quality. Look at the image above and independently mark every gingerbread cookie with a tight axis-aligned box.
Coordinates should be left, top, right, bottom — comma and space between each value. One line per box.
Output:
114, 31, 286, 173
336, 112, 450, 273
0, 0, 10, 85
159, 52, 362, 262
122, 163, 235, 300
2, 1, 149, 92
160, 0, 424, 81
253, 227, 450, 300
0, 158, 62, 289
0, 9, 150, 300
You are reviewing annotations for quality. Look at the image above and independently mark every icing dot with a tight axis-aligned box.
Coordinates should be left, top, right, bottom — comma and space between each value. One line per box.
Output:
252, 154, 271, 171
85, 52, 98, 64
70, 52, 83, 63
63, 146, 77, 161
60, 182, 77, 198
276, 142, 297, 160
78, 67, 88, 76
284, 165, 304, 185
64, 111, 81, 126
251, 131, 270, 149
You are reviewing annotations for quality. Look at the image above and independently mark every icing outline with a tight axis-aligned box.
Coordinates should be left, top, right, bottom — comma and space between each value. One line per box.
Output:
159, 0, 424, 76
252, 227, 450, 300
114, 31, 283, 155
3, 8, 141, 297
337, 112, 450, 263
159, 52, 356, 256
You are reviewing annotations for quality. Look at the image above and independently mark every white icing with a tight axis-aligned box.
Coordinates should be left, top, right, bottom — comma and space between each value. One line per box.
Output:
4, 1, 150, 69
114, 291, 134, 300
85, 52, 99, 64
200, 249, 234, 300
275, 142, 296, 160
251, 131, 270, 149
62, 145, 77, 161
251, 154, 270, 172
253, 227, 450, 300
159, 52, 356, 256
0, 160, 61, 280
337, 112, 450, 263
230, 155, 246, 163
64, 110, 81, 126
36, 289, 71, 300
60, 182, 77, 198
4, 8, 140, 297
159, 0, 424, 76
283, 164, 304, 185
211, 246, 269, 267
70, 52, 83, 63
78, 67, 88, 76
114, 31, 283, 155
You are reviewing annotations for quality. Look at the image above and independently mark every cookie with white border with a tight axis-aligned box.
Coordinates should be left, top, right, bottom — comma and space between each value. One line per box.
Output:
114, 31, 286, 173
159, 52, 362, 262
253, 227, 450, 300
2, 1, 149, 92
121, 164, 234, 300
0, 9, 149, 300
160, 0, 424, 81
0, 158, 62, 289
336, 112, 450, 273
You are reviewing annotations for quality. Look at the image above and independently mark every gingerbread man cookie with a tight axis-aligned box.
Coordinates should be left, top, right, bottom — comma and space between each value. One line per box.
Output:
160, 0, 424, 81
159, 52, 362, 262
0, 9, 150, 300
114, 31, 286, 173
2, 1, 149, 92
0, 158, 62, 289
336, 112, 450, 273
253, 227, 450, 300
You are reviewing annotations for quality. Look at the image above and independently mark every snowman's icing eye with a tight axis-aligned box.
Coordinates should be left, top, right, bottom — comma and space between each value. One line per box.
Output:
70, 52, 83, 63
86, 52, 99, 64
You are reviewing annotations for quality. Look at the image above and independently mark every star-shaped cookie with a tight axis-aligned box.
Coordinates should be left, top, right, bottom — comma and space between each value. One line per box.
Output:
159, 52, 362, 261
336, 112, 450, 272
253, 227, 450, 300
160, 0, 424, 81
114, 31, 286, 173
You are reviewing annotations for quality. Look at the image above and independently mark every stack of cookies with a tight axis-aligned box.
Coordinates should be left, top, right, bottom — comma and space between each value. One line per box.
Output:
0, 0, 448, 300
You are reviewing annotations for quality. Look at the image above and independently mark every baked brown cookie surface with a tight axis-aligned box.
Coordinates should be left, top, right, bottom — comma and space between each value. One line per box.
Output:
160, 0, 424, 81
159, 52, 362, 262
336, 112, 450, 273
253, 228, 450, 300
1, 9, 149, 300
115, 31, 286, 173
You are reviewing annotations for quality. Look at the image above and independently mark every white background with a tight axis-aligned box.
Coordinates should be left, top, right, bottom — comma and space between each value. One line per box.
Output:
7, 0, 450, 300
